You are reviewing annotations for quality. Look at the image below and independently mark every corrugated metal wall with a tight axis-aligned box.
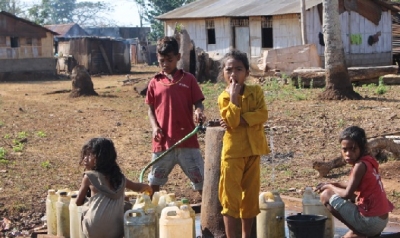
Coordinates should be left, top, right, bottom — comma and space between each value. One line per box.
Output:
61, 38, 130, 74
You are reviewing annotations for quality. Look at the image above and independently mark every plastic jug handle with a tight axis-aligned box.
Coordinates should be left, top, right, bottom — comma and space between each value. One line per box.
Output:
160, 206, 179, 219
124, 209, 142, 222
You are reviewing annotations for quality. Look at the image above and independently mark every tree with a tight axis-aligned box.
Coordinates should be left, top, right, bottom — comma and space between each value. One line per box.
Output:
133, 0, 196, 41
27, 0, 113, 26
318, 0, 361, 100
0, 0, 26, 15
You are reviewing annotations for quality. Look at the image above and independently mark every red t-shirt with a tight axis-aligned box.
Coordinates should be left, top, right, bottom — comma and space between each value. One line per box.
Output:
145, 70, 204, 152
353, 155, 394, 217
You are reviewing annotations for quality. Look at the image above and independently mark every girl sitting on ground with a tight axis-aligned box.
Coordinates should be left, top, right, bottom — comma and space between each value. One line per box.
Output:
316, 126, 394, 238
76, 137, 152, 238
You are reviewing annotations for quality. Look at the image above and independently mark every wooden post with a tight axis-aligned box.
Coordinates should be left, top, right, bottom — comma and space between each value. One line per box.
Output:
300, 0, 307, 44
201, 126, 226, 238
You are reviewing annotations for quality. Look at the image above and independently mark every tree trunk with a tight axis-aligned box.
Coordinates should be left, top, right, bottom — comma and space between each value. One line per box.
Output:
319, 0, 361, 100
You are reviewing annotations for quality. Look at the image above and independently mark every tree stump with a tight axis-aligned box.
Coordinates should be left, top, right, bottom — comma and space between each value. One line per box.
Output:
69, 65, 98, 98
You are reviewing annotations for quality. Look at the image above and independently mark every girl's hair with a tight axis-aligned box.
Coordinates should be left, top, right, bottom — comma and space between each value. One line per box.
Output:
80, 138, 123, 190
218, 49, 250, 81
339, 126, 368, 156
157, 36, 179, 55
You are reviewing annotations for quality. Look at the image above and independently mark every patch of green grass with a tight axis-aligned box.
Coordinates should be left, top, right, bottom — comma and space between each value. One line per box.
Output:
0, 159, 9, 165
3, 134, 10, 139
12, 143, 24, 152
0, 147, 6, 160
0, 121, 3, 127
293, 91, 307, 101
36, 131, 47, 138
12, 203, 27, 213
17, 131, 28, 139
390, 190, 400, 198
41, 160, 52, 169
338, 118, 345, 128
297, 77, 304, 89
375, 77, 388, 95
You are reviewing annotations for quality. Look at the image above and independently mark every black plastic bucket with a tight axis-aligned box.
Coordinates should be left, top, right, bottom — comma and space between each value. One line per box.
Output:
286, 213, 327, 238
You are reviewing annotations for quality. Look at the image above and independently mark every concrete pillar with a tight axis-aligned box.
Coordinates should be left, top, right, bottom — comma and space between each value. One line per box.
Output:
201, 126, 226, 238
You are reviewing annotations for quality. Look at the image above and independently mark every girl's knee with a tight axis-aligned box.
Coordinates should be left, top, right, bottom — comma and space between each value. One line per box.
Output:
320, 189, 334, 205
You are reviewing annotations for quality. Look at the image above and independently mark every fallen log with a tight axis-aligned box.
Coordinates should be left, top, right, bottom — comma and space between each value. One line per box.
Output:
312, 137, 400, 177
290, 65, 399, 88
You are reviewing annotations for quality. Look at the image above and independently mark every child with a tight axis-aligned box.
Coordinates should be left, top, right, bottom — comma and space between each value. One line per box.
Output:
316, 126, 394, 238
218, 49, 270, 238
75, 138, 152, 238
145, 36, 206, 194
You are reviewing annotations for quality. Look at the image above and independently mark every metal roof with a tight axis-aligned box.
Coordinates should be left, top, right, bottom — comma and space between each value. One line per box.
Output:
157, 0, 323, 20
0, 11, 59, 35
44, 23, 90, 37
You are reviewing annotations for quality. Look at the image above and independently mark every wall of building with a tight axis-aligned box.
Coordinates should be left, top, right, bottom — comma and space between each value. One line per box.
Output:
0, 32, 54, 59
164, 17, 232, 57
162, 5, 393, 68
273, 14, 303, 49
306, 6, 392, 66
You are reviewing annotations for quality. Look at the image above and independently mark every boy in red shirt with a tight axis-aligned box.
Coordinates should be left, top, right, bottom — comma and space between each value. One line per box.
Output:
145, 36, 206, 194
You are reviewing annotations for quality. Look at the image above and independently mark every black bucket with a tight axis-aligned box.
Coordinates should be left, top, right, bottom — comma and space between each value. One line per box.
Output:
286, 213, 327, 238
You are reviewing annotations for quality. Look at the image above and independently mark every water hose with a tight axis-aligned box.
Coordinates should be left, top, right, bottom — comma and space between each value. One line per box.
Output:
139, 121, 204, 183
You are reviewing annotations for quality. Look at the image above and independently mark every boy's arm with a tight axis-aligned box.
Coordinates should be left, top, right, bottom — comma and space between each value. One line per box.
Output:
76, 175, 90, 206
125, 178, 153, 195
148, 105, 163, 141
194, 100, 206, 123
241, 86, 268, 127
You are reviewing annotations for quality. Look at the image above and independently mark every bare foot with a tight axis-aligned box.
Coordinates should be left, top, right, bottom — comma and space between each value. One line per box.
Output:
342, 230, 366, 238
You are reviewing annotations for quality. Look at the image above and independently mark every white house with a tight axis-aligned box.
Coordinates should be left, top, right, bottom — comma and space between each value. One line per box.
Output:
157, 0, 398, 68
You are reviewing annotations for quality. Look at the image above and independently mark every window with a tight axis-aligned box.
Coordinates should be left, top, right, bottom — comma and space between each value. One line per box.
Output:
10, 37, 19, 48
262, 17, 273, 48
206, 20, 216, 44
231, 18, 249, 27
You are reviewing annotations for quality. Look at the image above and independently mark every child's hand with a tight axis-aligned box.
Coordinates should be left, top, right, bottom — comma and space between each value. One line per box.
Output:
229, 79, 242, 97
315, 183, 328, 193
194, 109, 206, 123
220, 119, 229, 130
139, 184, 153, 196
152, 127, 163, 142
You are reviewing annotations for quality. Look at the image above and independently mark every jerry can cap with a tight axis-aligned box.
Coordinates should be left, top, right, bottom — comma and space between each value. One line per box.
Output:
181, 198, 189, 204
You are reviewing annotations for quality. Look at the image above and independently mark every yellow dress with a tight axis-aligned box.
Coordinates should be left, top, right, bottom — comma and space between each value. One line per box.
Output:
218, 84, 270, 218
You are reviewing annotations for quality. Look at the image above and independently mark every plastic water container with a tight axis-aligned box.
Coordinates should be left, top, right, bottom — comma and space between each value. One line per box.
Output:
69, 194, 79, 238
256, 191, 285, 238
302, 187, 334, 238
133, 194, 155, 210
181, 198, 196, 238
124, 208, 156, 238
156, 194, 167, 238
159, 205, 192, 238
152, 191, 161, 206
46, 189, 58, 235
56, 191, 70, 238
286, 213, 327, 238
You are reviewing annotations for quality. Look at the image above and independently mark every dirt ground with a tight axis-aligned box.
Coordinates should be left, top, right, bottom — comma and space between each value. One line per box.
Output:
0, 64, 400, 236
